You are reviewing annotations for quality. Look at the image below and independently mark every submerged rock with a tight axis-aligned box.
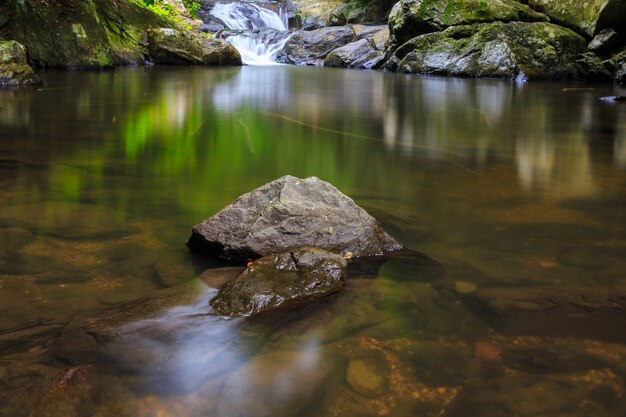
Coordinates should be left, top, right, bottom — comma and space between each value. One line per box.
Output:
0, 41, 42, 87
386, 22, 586, 81
188, 175, 403, 260
210, 247, 347, 318
276, 27, 357, 65
147, 28, 242, 65
463, 286, 626, 342
345, 349, 390, 398
387, 0, 547, 48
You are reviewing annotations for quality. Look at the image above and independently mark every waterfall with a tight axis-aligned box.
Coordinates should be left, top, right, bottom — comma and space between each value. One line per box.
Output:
210, 2, 292, 65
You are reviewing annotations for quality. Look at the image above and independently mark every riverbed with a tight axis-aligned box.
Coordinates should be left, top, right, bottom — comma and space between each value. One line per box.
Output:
1, 66, 625, 416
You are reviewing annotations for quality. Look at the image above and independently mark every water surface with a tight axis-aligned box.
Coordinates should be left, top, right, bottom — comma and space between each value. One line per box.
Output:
1, 66, 625, 417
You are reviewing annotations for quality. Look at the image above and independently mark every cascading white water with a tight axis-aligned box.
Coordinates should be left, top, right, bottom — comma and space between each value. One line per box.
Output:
210, 2, 291, 65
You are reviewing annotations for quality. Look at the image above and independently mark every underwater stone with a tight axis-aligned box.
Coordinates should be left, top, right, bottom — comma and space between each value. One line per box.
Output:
188, 175, 403, 260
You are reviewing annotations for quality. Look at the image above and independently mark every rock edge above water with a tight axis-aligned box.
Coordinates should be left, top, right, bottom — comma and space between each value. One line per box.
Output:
187, 175, 403, 261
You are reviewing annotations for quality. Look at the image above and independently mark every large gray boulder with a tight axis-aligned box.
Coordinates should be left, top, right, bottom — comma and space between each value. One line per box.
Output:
147, 28, 242, 66
187, 175, 403, 260
387, 0, 547, 48
210, 247, 347, 317
0, 40, 42, 87
386, 22, 587, 81
276, 27, 357, 66
324, 27, 389, 69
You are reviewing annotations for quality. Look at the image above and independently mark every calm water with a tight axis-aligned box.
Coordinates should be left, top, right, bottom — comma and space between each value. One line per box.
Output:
1, 66, 626, 417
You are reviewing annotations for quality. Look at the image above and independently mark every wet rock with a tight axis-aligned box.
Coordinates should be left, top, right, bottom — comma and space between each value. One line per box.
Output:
600, 95, 626, 103
387, 0, 547, 48
188, 175, 403, 260
463, 286, 626, 342
302, 16, 326, 31
0, 41, 42, 87
0, 202, 135, 239
324, 27, 388, 69
147, 28, 242, 65
588, 28, 621, 57
575, 52, 614, 81
387, 22, 586, 81
325, 38, 384, 69
526, 0, 626, 37
276, 27, 357, 65
345, 349, 390, 398
210, 247, 347, 318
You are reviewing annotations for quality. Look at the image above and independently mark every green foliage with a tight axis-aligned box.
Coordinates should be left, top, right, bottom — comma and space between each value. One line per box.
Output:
182, 0, 201, 18
143, 0, 155, 5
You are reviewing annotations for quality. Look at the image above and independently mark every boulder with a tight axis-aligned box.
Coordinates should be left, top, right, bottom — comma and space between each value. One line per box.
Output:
386, 22, 587, 81
526, 0, 626, 37
0, 41, 42, 87
210, 247, 347, 318
276, 27, 357, 65
187, 175, 403, 260
0, 0, 166, 68
387, 0, 547, 48
588, 28, 621, 57
576, 52, 614, 81
328, 0, 394, 26
147, 28, 241, 65
302, 16, 327, 30
325, 27, 389, 68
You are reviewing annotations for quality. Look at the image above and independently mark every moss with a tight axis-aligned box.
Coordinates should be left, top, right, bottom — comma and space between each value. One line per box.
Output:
388, 21, 587, 81
0, 40, 42, 86
0, 0, 202, 68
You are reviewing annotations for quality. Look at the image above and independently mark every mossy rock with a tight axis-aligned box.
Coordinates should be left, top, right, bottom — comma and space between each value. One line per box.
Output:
386, 21, 586, 81
0, 41, 42, 87
387, 0, 547, 47
329, 0, 395, 26
147, 28, 241, 65
0, 0, 169, 68
527, 0, 626, 37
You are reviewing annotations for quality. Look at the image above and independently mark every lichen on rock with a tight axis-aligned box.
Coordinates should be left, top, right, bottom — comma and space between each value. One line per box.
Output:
0, 40, 42, 87
386, 21, 587, 81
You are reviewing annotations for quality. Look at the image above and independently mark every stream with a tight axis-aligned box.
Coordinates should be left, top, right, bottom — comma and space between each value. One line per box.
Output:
0, 65, 626, 416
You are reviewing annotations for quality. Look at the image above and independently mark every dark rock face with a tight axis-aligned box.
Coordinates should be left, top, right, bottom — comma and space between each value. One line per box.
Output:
325, 27, 389, 69
386, 22, 587, 81
588, 28, 621, 57
210, 247, 347, 318
463, 286, 626, 342
187, 175, 403, 260
387, 0, 547, 48
0, 41, 42, 87
147, 28, 242, 65
576, 52, 614, 81
276, 27, 357, 65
